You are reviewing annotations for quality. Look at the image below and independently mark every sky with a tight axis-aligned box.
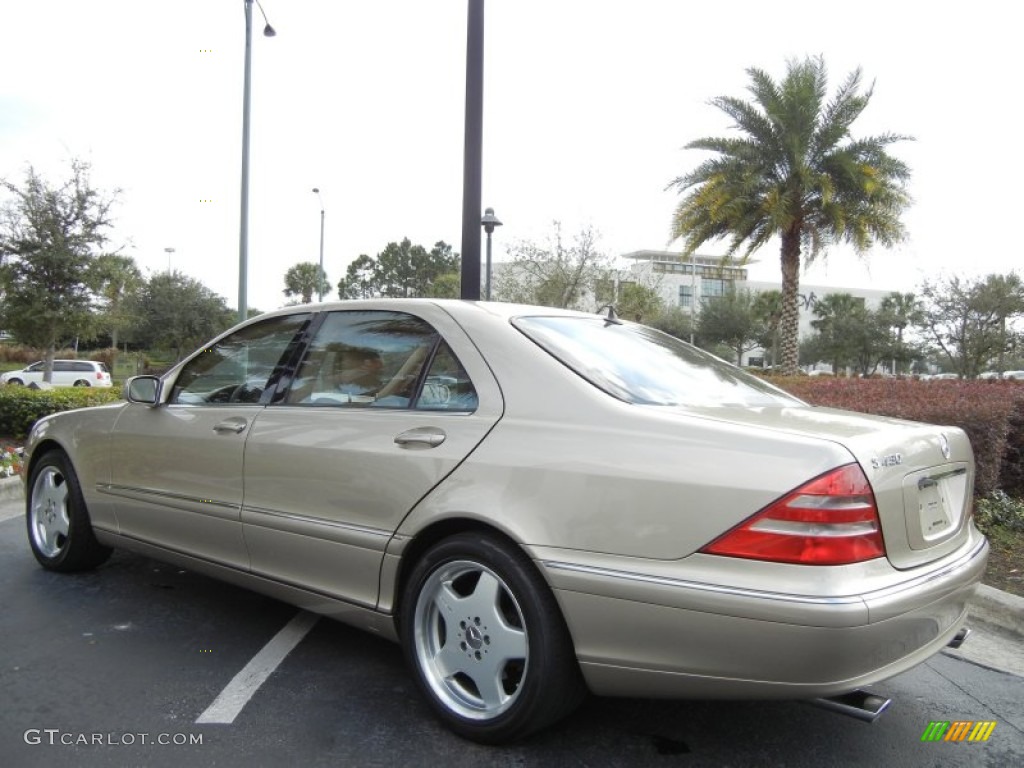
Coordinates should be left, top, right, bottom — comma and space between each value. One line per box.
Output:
2, 0, 1020, 314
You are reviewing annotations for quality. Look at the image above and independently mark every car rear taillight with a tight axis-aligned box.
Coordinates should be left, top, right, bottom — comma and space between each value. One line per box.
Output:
96, 371, 103, 380
700, 463, 885, 565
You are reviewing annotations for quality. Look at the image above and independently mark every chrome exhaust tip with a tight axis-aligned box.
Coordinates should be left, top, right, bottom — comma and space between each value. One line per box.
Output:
946, 627, 971, 649
808, 690, 892, 723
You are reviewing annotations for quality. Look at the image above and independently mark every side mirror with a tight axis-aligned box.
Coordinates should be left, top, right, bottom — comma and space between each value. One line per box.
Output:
124, 375, 161, 404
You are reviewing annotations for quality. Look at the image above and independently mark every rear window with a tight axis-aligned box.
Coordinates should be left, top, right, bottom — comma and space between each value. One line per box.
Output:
512, 316, 800, 407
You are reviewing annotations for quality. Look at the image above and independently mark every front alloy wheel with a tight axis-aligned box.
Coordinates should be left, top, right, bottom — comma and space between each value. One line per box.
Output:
27, 451, 112, 572
401, 533, 585, 743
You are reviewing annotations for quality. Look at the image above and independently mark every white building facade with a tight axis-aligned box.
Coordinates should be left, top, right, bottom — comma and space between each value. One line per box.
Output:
622, 250, 897, 367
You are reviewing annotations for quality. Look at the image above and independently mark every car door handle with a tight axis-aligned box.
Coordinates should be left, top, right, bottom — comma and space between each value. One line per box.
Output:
394, 427, 446, 448
213, 418, 248, 434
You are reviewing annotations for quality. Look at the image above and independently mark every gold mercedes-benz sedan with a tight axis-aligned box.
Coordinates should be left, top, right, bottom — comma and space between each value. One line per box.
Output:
23, 299, 988, 743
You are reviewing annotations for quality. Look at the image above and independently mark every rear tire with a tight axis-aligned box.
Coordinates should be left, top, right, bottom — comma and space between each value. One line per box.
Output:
27, 451, 112, 571
400, 532, 585, 744
73, 380, 90, 387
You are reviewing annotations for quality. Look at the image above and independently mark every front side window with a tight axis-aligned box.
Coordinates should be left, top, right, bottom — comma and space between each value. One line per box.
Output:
513, 316, 800, 408
170, 313, 311, 405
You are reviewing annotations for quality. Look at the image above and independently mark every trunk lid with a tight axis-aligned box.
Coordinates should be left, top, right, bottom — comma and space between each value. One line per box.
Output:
665, 403, 975, 569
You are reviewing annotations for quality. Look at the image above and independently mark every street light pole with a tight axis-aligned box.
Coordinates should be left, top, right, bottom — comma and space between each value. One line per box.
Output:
690, 251, 697, 344
460, 0, 484, 299
238, 0, 276, 322
312, 188, 325, 302
164, 247, 175, 273
480, 207, 502, 301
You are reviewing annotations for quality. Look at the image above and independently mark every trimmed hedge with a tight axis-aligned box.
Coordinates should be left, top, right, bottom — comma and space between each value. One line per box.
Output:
773, 377, 1024, 496
0, 386, 123, 440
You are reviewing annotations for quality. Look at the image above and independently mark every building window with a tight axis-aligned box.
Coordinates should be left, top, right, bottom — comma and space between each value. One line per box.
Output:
701, 279, 727, 299
678, 285, 693, 308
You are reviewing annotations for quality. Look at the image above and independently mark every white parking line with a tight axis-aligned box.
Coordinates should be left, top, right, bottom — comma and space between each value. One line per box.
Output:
196, 610, 320, 724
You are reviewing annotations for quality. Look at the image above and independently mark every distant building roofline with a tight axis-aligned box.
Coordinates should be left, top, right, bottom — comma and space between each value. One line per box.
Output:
621, 249, 757, 267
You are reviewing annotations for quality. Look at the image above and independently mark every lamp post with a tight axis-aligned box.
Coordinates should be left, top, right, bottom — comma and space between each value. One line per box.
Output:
238, 0, 276, 322
480, 207, 502, 301
164, 247, 175, 273
690, 251, 697, 344
312, 188, 325, 302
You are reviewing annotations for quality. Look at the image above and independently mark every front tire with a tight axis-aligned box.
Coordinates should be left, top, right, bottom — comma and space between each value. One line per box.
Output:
400, 532, 585, 744
27, 451, 112, 571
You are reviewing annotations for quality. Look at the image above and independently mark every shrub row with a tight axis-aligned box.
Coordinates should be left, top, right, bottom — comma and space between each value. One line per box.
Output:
0, 345, 80, 365
0, 387, 123, 440
0, 345, 127, 370
773, 377, 1024, 496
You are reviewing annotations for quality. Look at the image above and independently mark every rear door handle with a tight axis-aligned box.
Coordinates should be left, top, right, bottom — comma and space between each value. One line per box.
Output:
213, 417, 248, 434
394, 427, 446, 448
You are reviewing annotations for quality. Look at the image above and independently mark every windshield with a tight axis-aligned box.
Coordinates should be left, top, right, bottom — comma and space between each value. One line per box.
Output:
513, 316, 801, 407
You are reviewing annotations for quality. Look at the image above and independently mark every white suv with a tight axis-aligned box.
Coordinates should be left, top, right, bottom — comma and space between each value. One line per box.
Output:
1, 360, 112, 388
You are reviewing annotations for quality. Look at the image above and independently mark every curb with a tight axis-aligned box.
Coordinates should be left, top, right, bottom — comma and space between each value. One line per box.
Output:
969, 583, 1024, 641
0, 475, 23, 502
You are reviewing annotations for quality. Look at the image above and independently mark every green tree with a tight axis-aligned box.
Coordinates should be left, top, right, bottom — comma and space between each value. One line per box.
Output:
338, 254, 376, 299
878, 291, 923, 375
649, 307, 694, 343
808, 293, 887, 375
696, 287, 763, 365
337, 240, 458, 299
0, 160, 117, 379
920, 274, 1024, 377
494, 223, 610, 309
283, 261, 331, 304
668, 56, 912, 375
427, 272, 461, 299
616, 282, 663, 323
751, 290, 783, 367
129, 271, 235, 360
88, 253, 143, 350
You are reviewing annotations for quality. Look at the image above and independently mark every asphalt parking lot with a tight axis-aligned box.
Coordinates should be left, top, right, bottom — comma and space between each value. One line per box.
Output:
1, 486, 1022, 768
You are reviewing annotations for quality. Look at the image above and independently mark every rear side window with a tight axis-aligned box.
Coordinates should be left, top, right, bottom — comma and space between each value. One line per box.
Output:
416, 342, 478, 412
513, 316, 800, 407
285, 311, 478, 412
286, 311, 438, 408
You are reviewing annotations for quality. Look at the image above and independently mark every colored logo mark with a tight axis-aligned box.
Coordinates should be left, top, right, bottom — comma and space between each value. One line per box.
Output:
921, 721, 996, 742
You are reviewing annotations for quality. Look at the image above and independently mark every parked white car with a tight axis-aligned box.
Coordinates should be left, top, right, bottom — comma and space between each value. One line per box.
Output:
1002, 371, 1024, 380
1, 360, 112, 388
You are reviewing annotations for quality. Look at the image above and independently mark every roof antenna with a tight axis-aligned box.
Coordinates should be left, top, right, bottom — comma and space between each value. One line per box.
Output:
597, 304, 623, 325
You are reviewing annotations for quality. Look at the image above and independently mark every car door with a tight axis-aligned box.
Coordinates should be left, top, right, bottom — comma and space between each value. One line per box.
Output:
241, 306, 502, 608
106, 312, 311, 567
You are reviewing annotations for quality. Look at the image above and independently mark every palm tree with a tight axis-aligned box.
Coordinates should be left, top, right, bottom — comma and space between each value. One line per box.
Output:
668, 56, 912, 374
283, 262, 331, 304
879, 291, 923, 375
